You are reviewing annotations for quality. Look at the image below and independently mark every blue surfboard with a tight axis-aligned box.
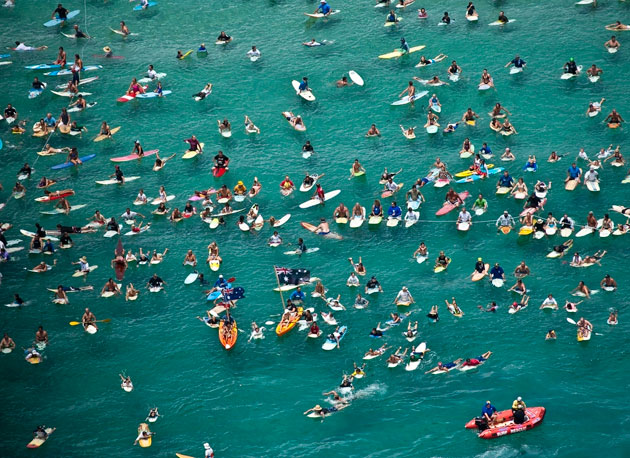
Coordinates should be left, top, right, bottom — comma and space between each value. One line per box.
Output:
51, 154, 96, 170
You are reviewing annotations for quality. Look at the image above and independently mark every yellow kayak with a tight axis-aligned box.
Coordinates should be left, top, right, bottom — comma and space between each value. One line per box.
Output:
276, 307, 303, 336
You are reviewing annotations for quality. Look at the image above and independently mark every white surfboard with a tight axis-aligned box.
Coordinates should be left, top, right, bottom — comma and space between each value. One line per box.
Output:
292, 80, 316, 101
299, 189, 341, 209
348, 70, 364, 86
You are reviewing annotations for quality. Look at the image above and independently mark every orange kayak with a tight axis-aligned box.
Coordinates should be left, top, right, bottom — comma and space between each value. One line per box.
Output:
219, 319, 238, 350
276, 307, 303, 336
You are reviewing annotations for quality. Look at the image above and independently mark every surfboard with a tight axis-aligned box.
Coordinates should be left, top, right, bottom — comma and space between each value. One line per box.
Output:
44, 10, 79, 26
95, 176, 140, 185
304, 9, 340, 18
111, 149, 158, 162
299, 190, 341, 209
489, 19, 515, 26
133, 1, 157, 10
391, 91, 428, 106
348, 70, 364, 86
561, 65, 583, 80
378, 45, 425, 59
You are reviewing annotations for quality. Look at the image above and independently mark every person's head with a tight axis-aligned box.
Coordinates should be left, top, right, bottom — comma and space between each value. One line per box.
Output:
517, 396, 522, 402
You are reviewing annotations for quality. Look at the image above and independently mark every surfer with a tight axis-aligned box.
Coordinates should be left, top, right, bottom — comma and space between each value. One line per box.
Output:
604, 36, 620, 51
505, 55, 526, 70
398, 81, 416, 104
216, 31, 232, 43
604, 109, 624, 127
461, 107, 479, 123
314, 0, 332, 16
366, 124, 381, 137
563, 57, 579, 75
479, 69, 494, 88
497, 11, 508, 23
0, 333, 15, 352
600, 274, 617, 290
313, 218, 330, 235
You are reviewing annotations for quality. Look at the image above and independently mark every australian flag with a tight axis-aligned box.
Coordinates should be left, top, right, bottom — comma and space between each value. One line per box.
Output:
275, 267, 311, 285
223, 287, 245, 301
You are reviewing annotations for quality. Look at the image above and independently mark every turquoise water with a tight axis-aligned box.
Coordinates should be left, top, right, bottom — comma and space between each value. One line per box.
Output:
1, 0, 630, 456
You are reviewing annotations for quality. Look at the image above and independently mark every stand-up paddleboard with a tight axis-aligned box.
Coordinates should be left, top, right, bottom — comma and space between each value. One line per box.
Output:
44, 10, 79, 26
299, 190, 340, 209
489, 19, 515, 26
378, 45, 425, 59
561, 65, 583, 80
51, 154, 96, 170
292, 80, 316, 101
348, 70, 364, 86
391, 91, 428, 106
111, 149, 158, 162
304, 9, 340, 19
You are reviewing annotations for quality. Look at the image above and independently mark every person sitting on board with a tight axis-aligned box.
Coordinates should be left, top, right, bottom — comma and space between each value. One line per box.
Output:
563, 57, 579, 75
365, 276, 382, 293
314, 0, 332, 15
313, 218, 330, 235
33, 425, 49, 440
457, 207, 472, 227
489, 263, 505, 281
333, 203, 349, 220
540, 293, 558, 310
0, 333, 16, 352
82, 308, 97, 331
216, 31, 231, 43
600, 274, 617, 290
497, 10, 508, 23
133, 427, 154, 445
386, 10, 398, 23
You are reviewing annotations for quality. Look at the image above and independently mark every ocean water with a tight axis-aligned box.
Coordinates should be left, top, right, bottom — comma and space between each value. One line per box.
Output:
0, 0, 629, 456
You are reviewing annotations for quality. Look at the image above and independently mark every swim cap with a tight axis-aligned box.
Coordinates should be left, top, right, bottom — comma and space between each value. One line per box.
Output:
517, 396, 522, 401
570, 57, 574, 61
219, 274, 223, 278
477, 257, 482, 261
103, 46, 112, 53
486, 401, 491, 404
513, 302, 517, 306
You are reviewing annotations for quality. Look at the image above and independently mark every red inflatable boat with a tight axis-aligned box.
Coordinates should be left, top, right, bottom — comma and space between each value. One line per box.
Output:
465, 407, 545, 439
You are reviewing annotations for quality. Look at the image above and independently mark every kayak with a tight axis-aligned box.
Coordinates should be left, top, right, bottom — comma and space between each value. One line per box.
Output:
219, 319, 238, 350
299, 189, 341, 209
51, 154, 96, 170
322, 325, 347, 350
465, 407, 545, 439
111, 149, 158, 162
26, 427, 56, 448
276, 307, 304, 336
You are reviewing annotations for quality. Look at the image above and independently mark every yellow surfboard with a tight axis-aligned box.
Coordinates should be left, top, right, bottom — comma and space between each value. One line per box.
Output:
94, 126, 121, 142
179, 50, 193, 60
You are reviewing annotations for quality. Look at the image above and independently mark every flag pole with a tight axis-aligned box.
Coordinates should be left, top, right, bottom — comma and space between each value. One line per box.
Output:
273, 266, 286, 310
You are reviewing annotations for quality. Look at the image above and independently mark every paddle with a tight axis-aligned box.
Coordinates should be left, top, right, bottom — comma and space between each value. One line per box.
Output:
69, 318, 111, 326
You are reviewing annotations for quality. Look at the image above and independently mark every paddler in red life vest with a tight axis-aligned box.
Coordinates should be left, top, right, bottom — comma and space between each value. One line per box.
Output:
312, 183, 325, 204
